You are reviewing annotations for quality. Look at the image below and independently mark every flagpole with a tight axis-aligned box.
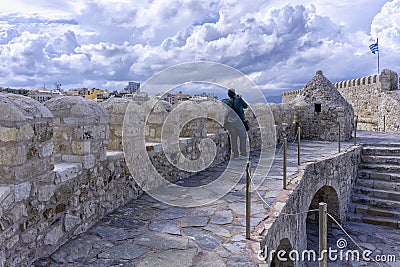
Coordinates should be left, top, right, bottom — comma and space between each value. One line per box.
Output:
377, 38, 380, 75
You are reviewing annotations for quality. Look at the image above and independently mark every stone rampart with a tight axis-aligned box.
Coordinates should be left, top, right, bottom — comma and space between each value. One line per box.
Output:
282, 69, 400, 132
0, 93, 309, 266
260, 146, 362, 266
334, 70, 399, 132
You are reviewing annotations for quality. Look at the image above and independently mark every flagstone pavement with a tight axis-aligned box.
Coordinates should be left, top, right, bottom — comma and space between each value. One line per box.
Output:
35, 131, 400, 267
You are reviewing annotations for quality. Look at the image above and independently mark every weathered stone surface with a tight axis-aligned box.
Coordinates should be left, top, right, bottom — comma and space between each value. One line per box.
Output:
38, 184, 55, 202
98, 243, 148, 260
181, 216, 209, 227
44, 225, 63, 246
210, 210, 233, 225
64, 214, 81, 232
184, 229, 224, 250
14, 182, 31, 202
204, 224, 231, 238
149, 220, 181, 235
84, 259, 132, 267
51, 235, 113, 263
89, 225, 133, 241
134, 231, 189, 250
157, 207, 189, 220
224, 242, 245, 254
193, 251, 226, 267
101, 216, 145, 230
137, 248, 197, 267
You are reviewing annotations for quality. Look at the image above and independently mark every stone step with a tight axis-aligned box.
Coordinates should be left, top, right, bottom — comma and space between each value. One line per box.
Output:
362, 155, 400, 165
348, 203, 400, 219
356, 178, 400, 191
362, 146, 400, 157
352, 194, 400, 210
347, 212, 400, 228
360, 163, 400, 172
353, 186, 400, 201
358, 169, 400, 182
362, 143, 400, 148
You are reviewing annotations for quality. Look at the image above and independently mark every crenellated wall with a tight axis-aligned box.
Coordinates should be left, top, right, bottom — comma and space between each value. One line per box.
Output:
334, 69, 399, 132
282, 69, 400, 132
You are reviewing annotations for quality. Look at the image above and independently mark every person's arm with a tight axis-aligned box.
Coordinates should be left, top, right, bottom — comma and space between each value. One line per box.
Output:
238, 97, 248, 109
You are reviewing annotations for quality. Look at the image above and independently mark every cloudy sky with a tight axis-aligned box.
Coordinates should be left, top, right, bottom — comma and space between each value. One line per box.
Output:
0, 0, 399, 94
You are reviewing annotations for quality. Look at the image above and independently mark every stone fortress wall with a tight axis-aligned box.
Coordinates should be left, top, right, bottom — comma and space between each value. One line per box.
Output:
0, 93, 298, 266
282, 69, 400, 132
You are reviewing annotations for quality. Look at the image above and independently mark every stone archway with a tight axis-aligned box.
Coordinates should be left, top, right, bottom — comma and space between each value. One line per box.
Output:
270, 238, 295, 267
305, 185, 340, 253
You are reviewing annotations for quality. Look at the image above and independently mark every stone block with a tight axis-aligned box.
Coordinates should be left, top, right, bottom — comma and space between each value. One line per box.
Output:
10, 203, 27, 221
40, 142, 53, 158
0, 146, 27, 165
54, 163, 82, 184
44, 225, 63, 246
71, 141, 91, 155
64, 214, 81, 232
38, 185, 55, 202
61, 154, 95, 169
14, 182, 31, 202
0, 186, 11, 203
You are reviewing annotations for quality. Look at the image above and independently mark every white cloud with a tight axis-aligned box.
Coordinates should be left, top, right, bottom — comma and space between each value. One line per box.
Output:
0, 0, 398, 92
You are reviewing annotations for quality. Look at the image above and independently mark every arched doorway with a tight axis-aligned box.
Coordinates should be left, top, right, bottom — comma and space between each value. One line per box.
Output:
305, 186, 340, 260
270, 238, 295, 267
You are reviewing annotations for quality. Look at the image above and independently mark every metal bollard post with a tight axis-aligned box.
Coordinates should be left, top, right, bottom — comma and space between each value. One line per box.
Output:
338, 123, 341, 153
354, 116, 358, 146
319, 202, 328, 267
246, 161, 251, 240
297, 127, 301, 165
283, 138, 287, 190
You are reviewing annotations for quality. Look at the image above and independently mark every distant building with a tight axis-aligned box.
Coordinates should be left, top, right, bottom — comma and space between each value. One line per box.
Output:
27, 89, 63, 103
0, 87, 29, 96
122, 92, 150, 104
83, 88, 110, 102
124, 82, 140, 93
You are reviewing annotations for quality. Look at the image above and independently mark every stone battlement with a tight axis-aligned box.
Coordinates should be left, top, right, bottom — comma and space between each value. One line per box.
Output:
0, 93, 300, 266
333, 69, 398, 92
282, 69, 400, 132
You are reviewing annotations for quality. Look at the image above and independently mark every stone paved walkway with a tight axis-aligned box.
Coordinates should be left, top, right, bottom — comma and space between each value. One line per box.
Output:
36, 131, 399, 267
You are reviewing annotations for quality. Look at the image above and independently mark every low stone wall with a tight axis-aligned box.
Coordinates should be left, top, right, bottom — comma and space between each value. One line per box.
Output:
260, 146, 362, 267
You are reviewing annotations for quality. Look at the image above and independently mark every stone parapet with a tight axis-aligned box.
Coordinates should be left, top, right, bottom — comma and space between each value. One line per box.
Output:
44, 96, 109, 168
259, 146, 362, 266
0, 93, 53, 185
101, 97, 131, 151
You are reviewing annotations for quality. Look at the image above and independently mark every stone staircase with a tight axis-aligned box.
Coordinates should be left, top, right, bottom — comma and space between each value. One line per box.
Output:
347, 144, 400, 228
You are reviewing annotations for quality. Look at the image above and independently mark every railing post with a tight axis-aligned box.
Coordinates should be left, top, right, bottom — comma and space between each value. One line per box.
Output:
354, 116, 358, 146
297, 127, 301, 165
383, 115, 386, 132
319, 202, 328, 267
283, 138, 287, 190
338, 122, 341, 153
246, 161, 251, 240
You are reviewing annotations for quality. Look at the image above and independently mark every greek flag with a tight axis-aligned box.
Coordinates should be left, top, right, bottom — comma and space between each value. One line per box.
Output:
369, 42, 379, 54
